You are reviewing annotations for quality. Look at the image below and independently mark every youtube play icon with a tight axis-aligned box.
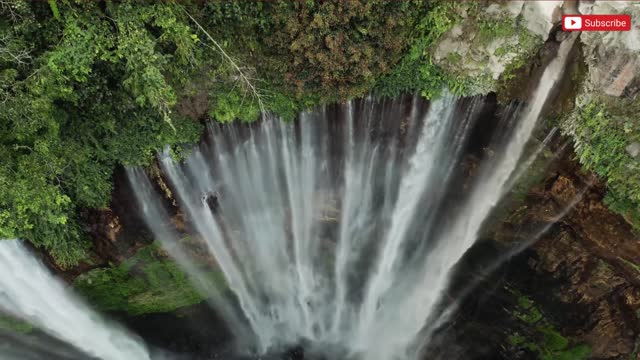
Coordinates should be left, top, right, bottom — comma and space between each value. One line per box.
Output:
564, 16, 582, 30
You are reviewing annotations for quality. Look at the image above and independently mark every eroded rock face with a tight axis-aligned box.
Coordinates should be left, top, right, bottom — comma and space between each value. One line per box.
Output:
432, 1, 544, 93
534, 229, 637, 357
494, 154, 640, 359
84, 208, 125, 262
519, 0, 564, 38
429, 0, 584, 95
579, 1, 640, 98
434, 0, 640, 98
628, 142, 640, 159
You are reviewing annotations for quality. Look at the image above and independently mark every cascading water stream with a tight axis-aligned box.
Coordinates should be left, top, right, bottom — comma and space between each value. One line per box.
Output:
0, 240, 151, 360
127, 33, 575, 360
365, 33, 578, 360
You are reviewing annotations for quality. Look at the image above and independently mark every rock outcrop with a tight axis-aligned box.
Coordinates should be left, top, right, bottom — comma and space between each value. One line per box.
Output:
432, 2, 544, 94
433, 0, 640, 99
579, 1, 640, 98
491, 152, 640, 359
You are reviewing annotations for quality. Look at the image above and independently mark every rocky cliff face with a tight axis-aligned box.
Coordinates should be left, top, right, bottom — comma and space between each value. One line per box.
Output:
488, 152, 640, 359
431, 1, 544, 94
421, 6, 640, 354
431, 0, 640, 96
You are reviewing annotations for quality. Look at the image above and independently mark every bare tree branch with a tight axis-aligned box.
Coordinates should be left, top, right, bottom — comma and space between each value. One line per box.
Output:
0, 0, 23, 24
0, 35, 32, 65
179, 6, 265, 115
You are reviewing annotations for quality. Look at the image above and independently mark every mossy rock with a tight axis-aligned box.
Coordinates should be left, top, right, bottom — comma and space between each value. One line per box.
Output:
431, 3, 544, 95
74, 243, 225, 316
506, 287, 591, 360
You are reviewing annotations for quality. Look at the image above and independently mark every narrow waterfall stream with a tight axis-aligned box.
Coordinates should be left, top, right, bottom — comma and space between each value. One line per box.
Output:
0, 33, 577, 360
0, 240, 151, 360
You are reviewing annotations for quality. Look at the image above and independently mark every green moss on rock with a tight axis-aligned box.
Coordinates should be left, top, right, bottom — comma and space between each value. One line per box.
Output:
563, 98, 640, 229
74, 243, 223, 316
507, 288, 591, 360
429, 2, 544, 95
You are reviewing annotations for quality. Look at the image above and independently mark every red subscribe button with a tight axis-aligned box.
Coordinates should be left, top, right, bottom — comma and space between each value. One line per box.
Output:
562, 14, 631, 31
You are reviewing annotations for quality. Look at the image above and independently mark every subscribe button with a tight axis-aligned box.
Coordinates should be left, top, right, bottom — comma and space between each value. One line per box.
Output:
562, 14, 631, 31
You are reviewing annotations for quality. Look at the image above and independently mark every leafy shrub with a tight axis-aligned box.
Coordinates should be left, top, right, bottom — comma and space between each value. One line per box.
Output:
259, 0, 425, 100
373, 1, 462, 98
568, 101, 640, 229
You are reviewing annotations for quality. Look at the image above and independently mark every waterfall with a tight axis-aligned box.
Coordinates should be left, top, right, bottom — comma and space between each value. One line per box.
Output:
363, 33, 578, 360
0, 240, 151, 360
127, 35, 574, 360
